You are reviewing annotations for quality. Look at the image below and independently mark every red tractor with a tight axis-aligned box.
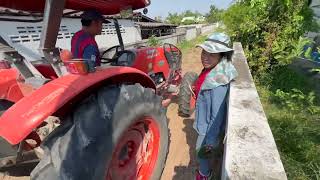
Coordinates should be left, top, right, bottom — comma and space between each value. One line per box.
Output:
0, 0, 185, 179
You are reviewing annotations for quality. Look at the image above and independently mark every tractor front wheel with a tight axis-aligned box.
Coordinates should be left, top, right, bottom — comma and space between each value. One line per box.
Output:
31, 84, 169, 180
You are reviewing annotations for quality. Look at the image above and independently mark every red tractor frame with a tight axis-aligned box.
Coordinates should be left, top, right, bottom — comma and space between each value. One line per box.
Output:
0, 0, 180, 179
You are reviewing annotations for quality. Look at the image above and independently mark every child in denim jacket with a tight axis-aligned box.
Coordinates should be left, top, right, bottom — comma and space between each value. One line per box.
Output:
193, 33, 238, 180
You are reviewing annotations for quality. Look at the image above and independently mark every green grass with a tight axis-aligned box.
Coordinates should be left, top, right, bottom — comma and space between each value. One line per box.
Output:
177, 34, 208, 53
256, 66, 320, 180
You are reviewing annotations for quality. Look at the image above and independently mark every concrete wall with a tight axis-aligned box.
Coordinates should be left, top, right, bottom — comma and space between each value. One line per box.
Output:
176, 24, 216, 41
201, 24, 216, 34
222, 43, 287, 180
123, 32, 186, 49
0, 17, 140, 62
185, 28, 197, 41
120, 24, 216, 49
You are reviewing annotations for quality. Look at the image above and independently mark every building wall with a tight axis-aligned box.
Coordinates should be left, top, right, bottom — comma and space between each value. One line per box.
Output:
0, 17, 141, 61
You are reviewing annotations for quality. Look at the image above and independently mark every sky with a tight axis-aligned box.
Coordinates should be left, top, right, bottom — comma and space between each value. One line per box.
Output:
142, 0, 234, 18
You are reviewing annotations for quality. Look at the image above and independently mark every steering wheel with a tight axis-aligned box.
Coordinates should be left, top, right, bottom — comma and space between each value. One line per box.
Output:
100, 45, 121, 63
163, 43, 182, 67
116, 50, 136, 66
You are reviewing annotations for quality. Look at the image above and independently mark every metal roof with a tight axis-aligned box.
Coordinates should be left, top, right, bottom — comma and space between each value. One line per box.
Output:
0, 0, 150, 15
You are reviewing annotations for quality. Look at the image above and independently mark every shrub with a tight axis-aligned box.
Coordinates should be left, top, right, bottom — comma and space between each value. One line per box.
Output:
222, 0, 318, 76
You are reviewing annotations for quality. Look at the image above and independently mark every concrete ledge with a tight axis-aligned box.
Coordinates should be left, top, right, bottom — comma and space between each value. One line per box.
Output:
222, 43, 287, 180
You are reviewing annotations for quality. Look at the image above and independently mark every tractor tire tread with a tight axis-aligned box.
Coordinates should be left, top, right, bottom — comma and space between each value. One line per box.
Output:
31, 84, 169, 180
178, 72, 198, 118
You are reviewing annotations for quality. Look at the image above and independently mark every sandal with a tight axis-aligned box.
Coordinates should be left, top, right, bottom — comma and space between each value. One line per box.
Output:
195, 169, 212, 180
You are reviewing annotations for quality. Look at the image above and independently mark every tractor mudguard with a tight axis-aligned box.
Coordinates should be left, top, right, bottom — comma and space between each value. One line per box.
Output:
0, 66, 155, 145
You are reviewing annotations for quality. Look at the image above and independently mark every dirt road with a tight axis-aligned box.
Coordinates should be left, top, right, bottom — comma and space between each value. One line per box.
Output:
161, 48, 203, 180
0, 48, 203, 180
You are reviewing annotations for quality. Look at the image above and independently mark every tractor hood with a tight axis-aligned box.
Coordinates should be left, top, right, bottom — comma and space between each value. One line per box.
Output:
0, 0, 150, 15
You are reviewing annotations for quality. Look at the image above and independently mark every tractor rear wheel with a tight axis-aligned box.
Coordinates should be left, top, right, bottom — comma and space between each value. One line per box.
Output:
178, 72, 198, 118
30, 84, 169, 180
0, 100, 17, 159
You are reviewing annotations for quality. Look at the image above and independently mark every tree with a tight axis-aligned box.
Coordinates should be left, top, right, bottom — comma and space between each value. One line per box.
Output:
184, 10, 194, 17
206, 5, 224, 23
184, 10, 202, 17
165, 12, 183, 25
181, 19, 196, 25
222, 0, 318, 75
166, 10, 204, 25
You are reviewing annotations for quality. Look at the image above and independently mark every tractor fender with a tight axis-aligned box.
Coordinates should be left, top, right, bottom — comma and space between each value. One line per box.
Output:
0, 66, 156, 145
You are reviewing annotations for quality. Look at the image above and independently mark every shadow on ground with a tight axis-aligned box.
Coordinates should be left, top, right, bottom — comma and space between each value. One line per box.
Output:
171, 117, 224, 180
172, 118, 197, 180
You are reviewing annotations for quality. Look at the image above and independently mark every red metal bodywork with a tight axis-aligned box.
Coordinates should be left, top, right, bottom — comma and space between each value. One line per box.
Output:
0, 67, 155, 145
0, 69, 28, 102
0, 65, 59, 103
132, 46, 182, 107
132, 47, 170, 79
34, 64, 58, 80
106, 117, 159, 179
0, 0, 150, 15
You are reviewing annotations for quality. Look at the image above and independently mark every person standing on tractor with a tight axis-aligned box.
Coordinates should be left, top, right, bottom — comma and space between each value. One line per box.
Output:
71, 10, 109, 67
193, 33, 238, 179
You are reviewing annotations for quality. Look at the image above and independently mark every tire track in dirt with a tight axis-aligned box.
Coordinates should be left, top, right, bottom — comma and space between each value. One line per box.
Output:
161, 48, 202, 180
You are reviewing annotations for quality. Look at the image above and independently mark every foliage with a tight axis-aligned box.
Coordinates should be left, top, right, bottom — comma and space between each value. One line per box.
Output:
184, 10, 202, 18
256, 66, 320, 180
147, 35, 162, 46
304, 46, 312, 59
311, 68, 320, 73
222, 0, 318, 75
177, 35, 207, 53
166, 12, 184, 25
181, 19, 195, 25
205, 5, 224, 23
224, 2, 320, 173
274, 88, 320, 114
165, 10, 204, 25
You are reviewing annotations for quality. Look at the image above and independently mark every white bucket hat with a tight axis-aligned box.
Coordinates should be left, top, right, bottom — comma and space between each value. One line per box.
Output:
196, 32, 233, 53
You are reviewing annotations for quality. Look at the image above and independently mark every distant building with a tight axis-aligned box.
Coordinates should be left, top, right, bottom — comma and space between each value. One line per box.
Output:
181, 16, 205, 24
133, 12, 177, 39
